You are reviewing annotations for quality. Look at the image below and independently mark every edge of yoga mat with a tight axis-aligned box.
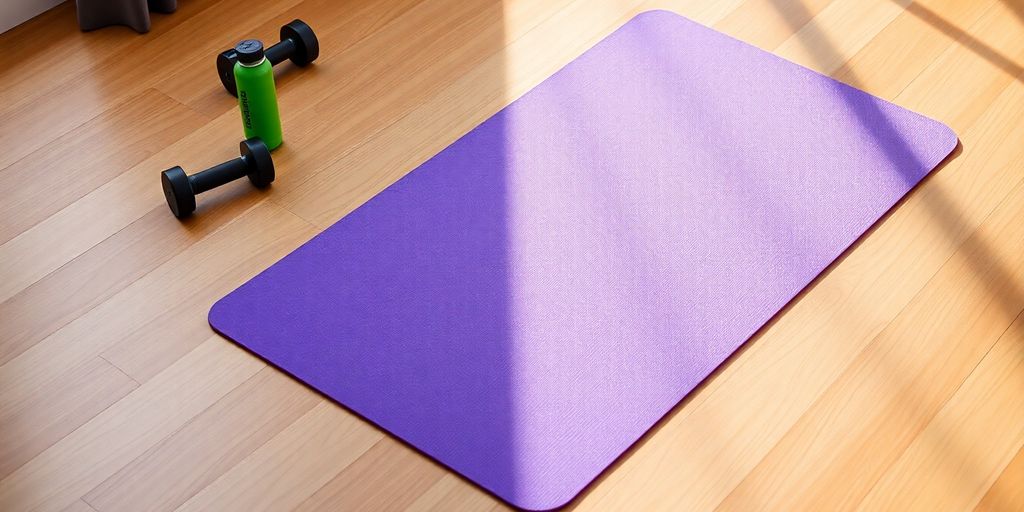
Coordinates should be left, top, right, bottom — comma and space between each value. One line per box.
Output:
209, 9, 958, 511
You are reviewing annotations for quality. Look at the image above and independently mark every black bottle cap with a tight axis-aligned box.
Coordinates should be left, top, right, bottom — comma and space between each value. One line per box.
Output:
234, 39, 265, 65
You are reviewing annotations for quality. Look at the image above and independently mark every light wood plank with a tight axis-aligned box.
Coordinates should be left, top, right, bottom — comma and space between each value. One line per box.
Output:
0, 1, 202, 116
976, 444, 1024, 512
773, 0, 913, 74
857, 312, 1024, 511
406, 474, 505, 512
294, 439, 448, 511
173, 402, 383, 512
83, 366, 321, 512
715, 0, 834, 51
0, 112, 241, 305
0, 89, 205, 245
717, 175, 1024, 510
0, 357, 137, 481
899, 0, 1024, 136
0, 199, 262, 372
832, 0, 995, 98
0, 337, 265, 512
61, 499, 100, 512
0, 201, 315, 447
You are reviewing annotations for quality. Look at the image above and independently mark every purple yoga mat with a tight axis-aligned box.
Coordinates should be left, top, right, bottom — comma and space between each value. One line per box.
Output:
210, 10, 956, 510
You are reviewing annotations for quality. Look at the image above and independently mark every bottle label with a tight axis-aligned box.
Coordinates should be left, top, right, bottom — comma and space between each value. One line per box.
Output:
239, 91, 254, 130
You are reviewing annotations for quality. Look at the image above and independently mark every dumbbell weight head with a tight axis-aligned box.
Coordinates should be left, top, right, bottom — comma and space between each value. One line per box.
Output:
161, 138, 275, 218
278, 19, 319, 66
217, 19, 320, 96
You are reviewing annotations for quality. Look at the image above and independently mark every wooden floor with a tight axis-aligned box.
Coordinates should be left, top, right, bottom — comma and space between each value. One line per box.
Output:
0, 0, 1022, 510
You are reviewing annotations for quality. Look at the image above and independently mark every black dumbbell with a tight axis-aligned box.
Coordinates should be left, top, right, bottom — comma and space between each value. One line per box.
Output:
161, 138, 275, 218
217, 19, 319, 96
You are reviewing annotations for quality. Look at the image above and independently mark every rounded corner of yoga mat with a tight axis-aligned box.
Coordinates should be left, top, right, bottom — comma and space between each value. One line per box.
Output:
209, 9, 958, 511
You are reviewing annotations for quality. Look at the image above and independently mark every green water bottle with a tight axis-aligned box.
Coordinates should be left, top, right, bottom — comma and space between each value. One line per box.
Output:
233, 39, 283, 150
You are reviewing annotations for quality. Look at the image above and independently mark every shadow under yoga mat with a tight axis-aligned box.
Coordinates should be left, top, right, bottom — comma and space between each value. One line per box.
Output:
210, 10, 957, 510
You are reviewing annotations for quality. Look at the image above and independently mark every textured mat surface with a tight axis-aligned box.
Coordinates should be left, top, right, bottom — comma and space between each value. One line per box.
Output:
210, 10, 957, 510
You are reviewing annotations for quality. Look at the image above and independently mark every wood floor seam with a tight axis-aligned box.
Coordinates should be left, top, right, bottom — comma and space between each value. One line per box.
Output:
79, 357, 272, 510
0, 199, 264, 372
0, 360, 140, 488
97, 355, 140, 387
849, 307, 1021, 511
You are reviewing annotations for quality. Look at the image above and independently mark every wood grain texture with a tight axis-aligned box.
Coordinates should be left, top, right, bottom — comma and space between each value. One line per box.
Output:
0, 89, 207, 246
60, 499, 99, 512
976, 443, 1024, 512
858, 312, 1024, 511
174, 402, 382, 512
0, 357, 137, 481
83, 367, 322, 512
293, 439, 449, 512
0, 0, 1021, 510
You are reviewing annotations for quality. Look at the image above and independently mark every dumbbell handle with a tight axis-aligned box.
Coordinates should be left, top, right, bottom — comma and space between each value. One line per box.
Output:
265, 38, 297, 66
189, 157, 249, 195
